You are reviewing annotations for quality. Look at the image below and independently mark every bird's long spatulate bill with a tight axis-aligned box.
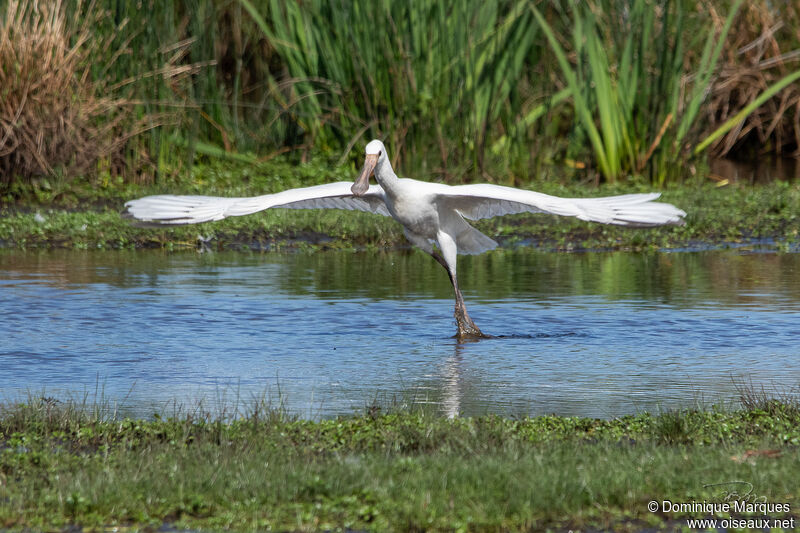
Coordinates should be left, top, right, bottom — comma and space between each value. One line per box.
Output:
352, 154, 377, 196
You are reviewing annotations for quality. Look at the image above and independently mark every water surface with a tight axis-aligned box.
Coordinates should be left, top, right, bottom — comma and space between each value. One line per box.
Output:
1, 249, 798, 418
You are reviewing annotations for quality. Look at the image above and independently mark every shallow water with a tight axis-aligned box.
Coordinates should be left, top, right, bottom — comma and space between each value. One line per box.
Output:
1, 248, 799, 419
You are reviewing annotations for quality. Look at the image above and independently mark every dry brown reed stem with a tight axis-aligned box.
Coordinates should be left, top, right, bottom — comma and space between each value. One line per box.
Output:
704, 1, 800, 158
0, 0, 198, 186
0, 0, 123, 182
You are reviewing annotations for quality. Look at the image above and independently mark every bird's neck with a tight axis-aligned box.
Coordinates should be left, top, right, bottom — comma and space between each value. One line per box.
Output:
374, 158, 400, 194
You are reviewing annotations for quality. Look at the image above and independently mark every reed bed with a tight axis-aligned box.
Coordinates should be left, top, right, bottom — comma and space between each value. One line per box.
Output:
0, 0, 203, 188
704, 1, 800, 158
0, 0, 129, 184
531, 0, 711, 184
1, 0, 798, 190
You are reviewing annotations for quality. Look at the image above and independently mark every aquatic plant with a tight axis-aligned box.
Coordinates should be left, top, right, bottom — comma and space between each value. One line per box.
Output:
531, 0, 747, 184
4, 0, 800, 187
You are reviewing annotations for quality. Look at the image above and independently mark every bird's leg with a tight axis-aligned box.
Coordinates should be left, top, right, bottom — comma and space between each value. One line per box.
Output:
430, 250, 487, 340
450, 271, 485, 340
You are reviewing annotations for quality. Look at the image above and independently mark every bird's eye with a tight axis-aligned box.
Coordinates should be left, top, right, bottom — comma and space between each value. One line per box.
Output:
378, 151, 382, 156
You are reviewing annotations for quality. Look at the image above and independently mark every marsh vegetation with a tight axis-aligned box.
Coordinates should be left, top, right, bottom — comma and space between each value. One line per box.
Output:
1, 0, 799, 193
1, 388, 799, 531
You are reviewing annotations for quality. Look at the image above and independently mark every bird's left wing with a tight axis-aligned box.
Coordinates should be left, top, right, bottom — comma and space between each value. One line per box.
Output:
123, 182, 389, 225
436, 183, 685, 227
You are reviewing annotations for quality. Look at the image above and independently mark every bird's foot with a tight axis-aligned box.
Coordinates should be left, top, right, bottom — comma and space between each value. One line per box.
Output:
454, 306, 491, 340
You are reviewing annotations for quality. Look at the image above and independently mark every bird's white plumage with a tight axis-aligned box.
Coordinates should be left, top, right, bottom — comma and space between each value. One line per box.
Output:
123, 141, 685, 237
124, 182, 389, 225
428, 182, 684, 227
125, 171, 685, 230
365, 139, 383, 155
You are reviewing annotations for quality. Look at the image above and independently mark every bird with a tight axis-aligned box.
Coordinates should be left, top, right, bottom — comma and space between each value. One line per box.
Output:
124, 139, 686, 339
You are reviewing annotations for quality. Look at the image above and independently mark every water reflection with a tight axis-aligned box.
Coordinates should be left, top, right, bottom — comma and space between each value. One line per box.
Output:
710, 156, 800, 184
440, 348, 464, 418
5, 248, 800, 306
1, 249, 799, 418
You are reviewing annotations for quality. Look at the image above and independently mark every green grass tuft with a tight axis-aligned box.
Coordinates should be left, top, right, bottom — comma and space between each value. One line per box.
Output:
1, 391, 799, 531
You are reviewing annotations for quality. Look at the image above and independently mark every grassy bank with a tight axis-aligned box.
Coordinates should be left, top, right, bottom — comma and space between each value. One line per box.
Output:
1, 395, 799, 531
1, 159, 799, 252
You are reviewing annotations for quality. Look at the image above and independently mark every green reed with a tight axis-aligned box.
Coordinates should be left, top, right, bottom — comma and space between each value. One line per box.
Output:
5, 0, 796, 187
531, 0, 743, 184
238, 0, 544, 179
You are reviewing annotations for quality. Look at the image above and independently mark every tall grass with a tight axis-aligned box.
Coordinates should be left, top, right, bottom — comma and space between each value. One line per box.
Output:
701, 1, 800, 158
0, 0, 206, 189
2, 0, 799, 188
239, 0, 544, 179
90, 0, 229, 178
531, 0, 746, 184
0, 0, 131, 185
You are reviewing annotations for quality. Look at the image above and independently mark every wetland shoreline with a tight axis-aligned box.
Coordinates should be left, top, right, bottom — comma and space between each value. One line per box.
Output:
1, 395, 799, 532
2, 172, 799, 253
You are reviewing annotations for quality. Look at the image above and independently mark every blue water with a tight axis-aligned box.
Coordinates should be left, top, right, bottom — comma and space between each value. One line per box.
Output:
1, 249, 799, 418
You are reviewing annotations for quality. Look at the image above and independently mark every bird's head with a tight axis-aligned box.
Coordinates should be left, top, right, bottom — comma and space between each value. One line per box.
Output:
351, 139, 385, 196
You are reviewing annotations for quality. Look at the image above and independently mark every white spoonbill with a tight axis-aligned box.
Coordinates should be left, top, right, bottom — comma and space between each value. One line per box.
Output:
124, 139, 685, 339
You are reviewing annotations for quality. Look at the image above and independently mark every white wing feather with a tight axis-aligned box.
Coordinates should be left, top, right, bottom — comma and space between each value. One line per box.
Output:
123, 182, 389, 225
437, 183, 685, 227
124, 179, 685, 229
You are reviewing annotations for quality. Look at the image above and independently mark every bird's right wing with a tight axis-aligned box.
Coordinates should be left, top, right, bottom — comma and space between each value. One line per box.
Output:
123, 182, 389, 225
437, 183, 686, 227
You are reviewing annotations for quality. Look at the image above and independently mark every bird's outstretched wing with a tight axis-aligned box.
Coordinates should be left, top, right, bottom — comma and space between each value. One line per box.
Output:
123, 182, 389, 225
436, 184, 686, 227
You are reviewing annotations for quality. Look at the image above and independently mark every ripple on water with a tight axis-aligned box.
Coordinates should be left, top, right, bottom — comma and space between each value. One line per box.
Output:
1, 248, 799, 418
